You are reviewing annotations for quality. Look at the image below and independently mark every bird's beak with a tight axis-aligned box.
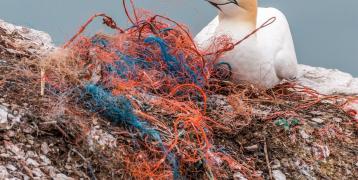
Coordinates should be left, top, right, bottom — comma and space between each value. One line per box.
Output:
206, 1, 221, 10
205, 0, 239, 10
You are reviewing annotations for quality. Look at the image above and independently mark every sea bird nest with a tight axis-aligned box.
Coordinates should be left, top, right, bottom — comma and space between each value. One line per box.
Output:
1, 0, 357, 179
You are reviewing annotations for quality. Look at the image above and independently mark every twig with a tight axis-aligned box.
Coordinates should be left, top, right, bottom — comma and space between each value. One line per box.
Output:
40, 68, 45, 96
71, 149, 97, 180
39, 121, 57, 125
264, 135, 273, 180
54, 124, 70, 139
18, 160, 34, 178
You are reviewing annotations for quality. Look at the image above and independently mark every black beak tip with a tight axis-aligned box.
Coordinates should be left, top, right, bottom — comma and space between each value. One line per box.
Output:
206, 0, 239, 9
207, 1, 221, 10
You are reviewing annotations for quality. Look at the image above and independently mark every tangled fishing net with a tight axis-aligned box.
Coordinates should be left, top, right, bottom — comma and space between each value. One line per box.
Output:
2, 0, 357, 179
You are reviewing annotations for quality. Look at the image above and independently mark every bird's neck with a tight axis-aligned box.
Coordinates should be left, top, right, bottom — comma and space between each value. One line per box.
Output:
218, 0, 258, 29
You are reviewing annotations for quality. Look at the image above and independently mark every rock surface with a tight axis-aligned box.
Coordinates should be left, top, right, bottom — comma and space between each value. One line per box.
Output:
0, 19, 54, 59
272, 170, 286, 180
297, 64, 358, 95
297, 64, 358, 119
0, 105, 8, 129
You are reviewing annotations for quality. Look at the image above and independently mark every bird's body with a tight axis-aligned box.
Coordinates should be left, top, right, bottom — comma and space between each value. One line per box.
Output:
195, 0, 298, 88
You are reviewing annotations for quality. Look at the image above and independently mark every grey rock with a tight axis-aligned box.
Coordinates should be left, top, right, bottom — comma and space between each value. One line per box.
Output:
309, 111, 324, 116
87, 126, 117, 151
44, 166, 59, 178
272, 170, 286, 180
0, 19, 54, 59
32, 168, 44, 177
23, 126, 34, 134
255, 171, 263, 176
6, 165, 17, 171
0, 166, 9, 179
294, 159, 317, 180
53, 173, 74, 180
41, 142, 50, 155
297, 65, 358, 120
39, 155, 51, 166
6, 130, 16, 138
0, 106, 8, 129
272, 159, 281, 169
25, 151, 37, 158
297, 64, 358, 95
299, 129, 310, 139
233, 172, 248, 180
4, 141, 25, 158
1, 103, 10, 107
0, 153, 11, 158
7, 113, 21, 123
207, 151, 223, 166
332, 117, 343, 123
23, 175, 30, 180
311, 118, 324, 124
244, 144, 259, 152
26, 158, 40, 167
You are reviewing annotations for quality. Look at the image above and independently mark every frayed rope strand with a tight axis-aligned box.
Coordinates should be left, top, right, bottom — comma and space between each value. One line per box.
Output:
84, 84, 179, 178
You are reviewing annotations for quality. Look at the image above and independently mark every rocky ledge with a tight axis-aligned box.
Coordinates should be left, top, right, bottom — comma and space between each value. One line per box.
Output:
0, 19, 54, 60
0, 19, 357, 179
298, 64, 358, 95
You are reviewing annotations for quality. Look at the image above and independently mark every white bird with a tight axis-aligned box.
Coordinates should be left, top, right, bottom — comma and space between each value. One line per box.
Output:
195, 0, 298, 88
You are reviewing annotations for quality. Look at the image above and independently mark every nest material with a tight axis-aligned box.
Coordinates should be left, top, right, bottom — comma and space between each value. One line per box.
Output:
0, 1, 357, 179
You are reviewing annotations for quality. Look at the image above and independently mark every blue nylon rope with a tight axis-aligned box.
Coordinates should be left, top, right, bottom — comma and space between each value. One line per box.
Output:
84, 84, 179, 178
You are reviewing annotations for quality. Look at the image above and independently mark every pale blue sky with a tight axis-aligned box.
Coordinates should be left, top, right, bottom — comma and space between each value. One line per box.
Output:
0, 0, 357, 75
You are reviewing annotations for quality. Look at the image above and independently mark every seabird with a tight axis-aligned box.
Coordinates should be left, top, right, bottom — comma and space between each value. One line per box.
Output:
195, 0, 298, 88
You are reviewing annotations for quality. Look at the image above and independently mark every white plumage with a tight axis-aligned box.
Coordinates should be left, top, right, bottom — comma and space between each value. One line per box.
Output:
195, 1, 298, 88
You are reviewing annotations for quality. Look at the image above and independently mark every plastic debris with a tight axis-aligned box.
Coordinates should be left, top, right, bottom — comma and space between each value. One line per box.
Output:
274, 118, 300, 131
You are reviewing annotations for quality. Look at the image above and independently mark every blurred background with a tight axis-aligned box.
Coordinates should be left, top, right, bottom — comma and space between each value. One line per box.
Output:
0, 0, 357, 75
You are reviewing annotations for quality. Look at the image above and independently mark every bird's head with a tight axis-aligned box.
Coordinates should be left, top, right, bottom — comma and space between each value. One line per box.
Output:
206, 0, 257, 18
